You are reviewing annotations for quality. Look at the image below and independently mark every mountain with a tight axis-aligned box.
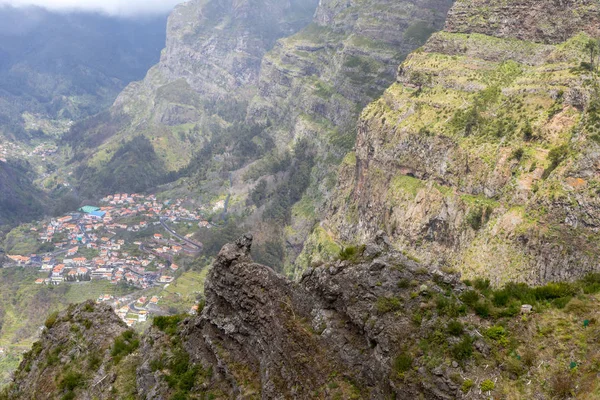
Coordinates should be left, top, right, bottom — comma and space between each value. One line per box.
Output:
64, 0, 321, 198
0, 5, 167, 140
4, 234, 600, 399
63, 0, 454, 273
318, 0, 600, 285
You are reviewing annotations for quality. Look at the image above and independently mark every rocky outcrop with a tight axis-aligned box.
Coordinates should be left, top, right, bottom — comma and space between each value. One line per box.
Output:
321, 0, 600, 285
4, 301, 132, 400
8, 235, 600, 399
445, 0, 600, 44
136, 234, 470, 399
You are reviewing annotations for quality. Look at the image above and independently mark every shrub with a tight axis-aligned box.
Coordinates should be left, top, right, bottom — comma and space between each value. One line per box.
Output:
58, 372, 84, 391
506, 357, 526, 377
83, 303, 94, 312
447, 320, 464, 336
542, 144, 569, 178
461, 379, 474, 393
522, 121, 534, 141
452, 336, 473, 361
473, 301, 491, 318
460, 290, 479, 306
582, 273, 600, 294
376, 297, 402, 314
61, 392, 76, 400
485, 326, 507, 341
45, 311, 59, 329
550, 372, 574, 399
393, 353, 413, 374
473, 278, 491, 291
533, 282, 576, 300
492, 290, 510, 307
521, 347, 537, 368
338, 245, 365, 262
88, 353, 101, 371
111, 330, 139, 364
510, 148, 524, 161
503, 282, 536, 304
480, 379, 495, 392
153, 315, 184, 336
397, 278, 411, 289
466, 207, 484, 230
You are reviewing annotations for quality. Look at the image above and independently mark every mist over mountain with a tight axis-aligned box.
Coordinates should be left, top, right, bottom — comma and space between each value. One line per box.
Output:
0, 0, 182, 17
0, 5, 168, 140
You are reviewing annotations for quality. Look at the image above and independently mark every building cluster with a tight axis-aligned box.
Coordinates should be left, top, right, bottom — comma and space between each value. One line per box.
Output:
97, 294, 161, 327
31, 144, 58, 158
0, 141, 24, 163
6, 193, 206, 288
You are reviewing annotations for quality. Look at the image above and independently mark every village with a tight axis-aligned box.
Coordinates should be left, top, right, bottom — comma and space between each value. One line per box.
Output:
5, 193, 210, 289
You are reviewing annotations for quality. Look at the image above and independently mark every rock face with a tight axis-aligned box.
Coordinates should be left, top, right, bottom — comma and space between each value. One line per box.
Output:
2, 236, 468, 399
67, 0, 320, 180
8, 235, 600, 399
321, 0, 600, 284
139, 234, 472, 399
445, 0, 600, 44
247, 0, 453, 270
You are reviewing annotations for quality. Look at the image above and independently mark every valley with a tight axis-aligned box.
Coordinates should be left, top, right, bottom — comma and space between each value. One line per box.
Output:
1, 0, 600, 398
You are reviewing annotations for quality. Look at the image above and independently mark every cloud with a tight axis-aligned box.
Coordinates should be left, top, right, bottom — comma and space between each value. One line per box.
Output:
0, 0, 183, 16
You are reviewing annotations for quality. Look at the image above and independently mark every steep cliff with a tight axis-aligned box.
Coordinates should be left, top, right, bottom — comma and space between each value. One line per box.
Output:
64, 0, 455, 254
247, 0, 453, 270
64, 0, 320, 198
322, 0, 600, 285
6, 235, 600, 399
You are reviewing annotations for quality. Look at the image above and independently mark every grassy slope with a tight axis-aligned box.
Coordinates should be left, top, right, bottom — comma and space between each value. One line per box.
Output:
320, 29, 600, 284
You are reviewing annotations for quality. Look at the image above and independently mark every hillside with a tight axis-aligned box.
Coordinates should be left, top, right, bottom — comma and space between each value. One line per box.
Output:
4, 235, 600, 398
63, 0, 455, 273
0, 5, 167, 141
0, 160, 44, 226
63, 0, 320, 198
318, 0, 600, 285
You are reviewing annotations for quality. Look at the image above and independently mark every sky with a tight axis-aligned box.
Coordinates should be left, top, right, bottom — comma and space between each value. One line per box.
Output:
0, 0, 183, 16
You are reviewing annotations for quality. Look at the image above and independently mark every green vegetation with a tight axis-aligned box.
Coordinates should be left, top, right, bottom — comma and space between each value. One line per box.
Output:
153, 315, 185, 336
44, 311, 59, 330
376, 296, 402, 314
451, 336, 473, 361
338, 245, 365, 262
480, 379, 495, 392
461, 379, 474, 393
74, 136, 168, 198
150, 341, 213, 399
58, 371, 85, 399
111, 330, 140, 364
542, 144, 569, 179
446, 320, 464, 336
393, 353, 413, 374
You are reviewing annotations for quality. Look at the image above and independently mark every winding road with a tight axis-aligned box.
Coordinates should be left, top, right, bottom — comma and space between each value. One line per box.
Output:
159, 218, 202, 250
